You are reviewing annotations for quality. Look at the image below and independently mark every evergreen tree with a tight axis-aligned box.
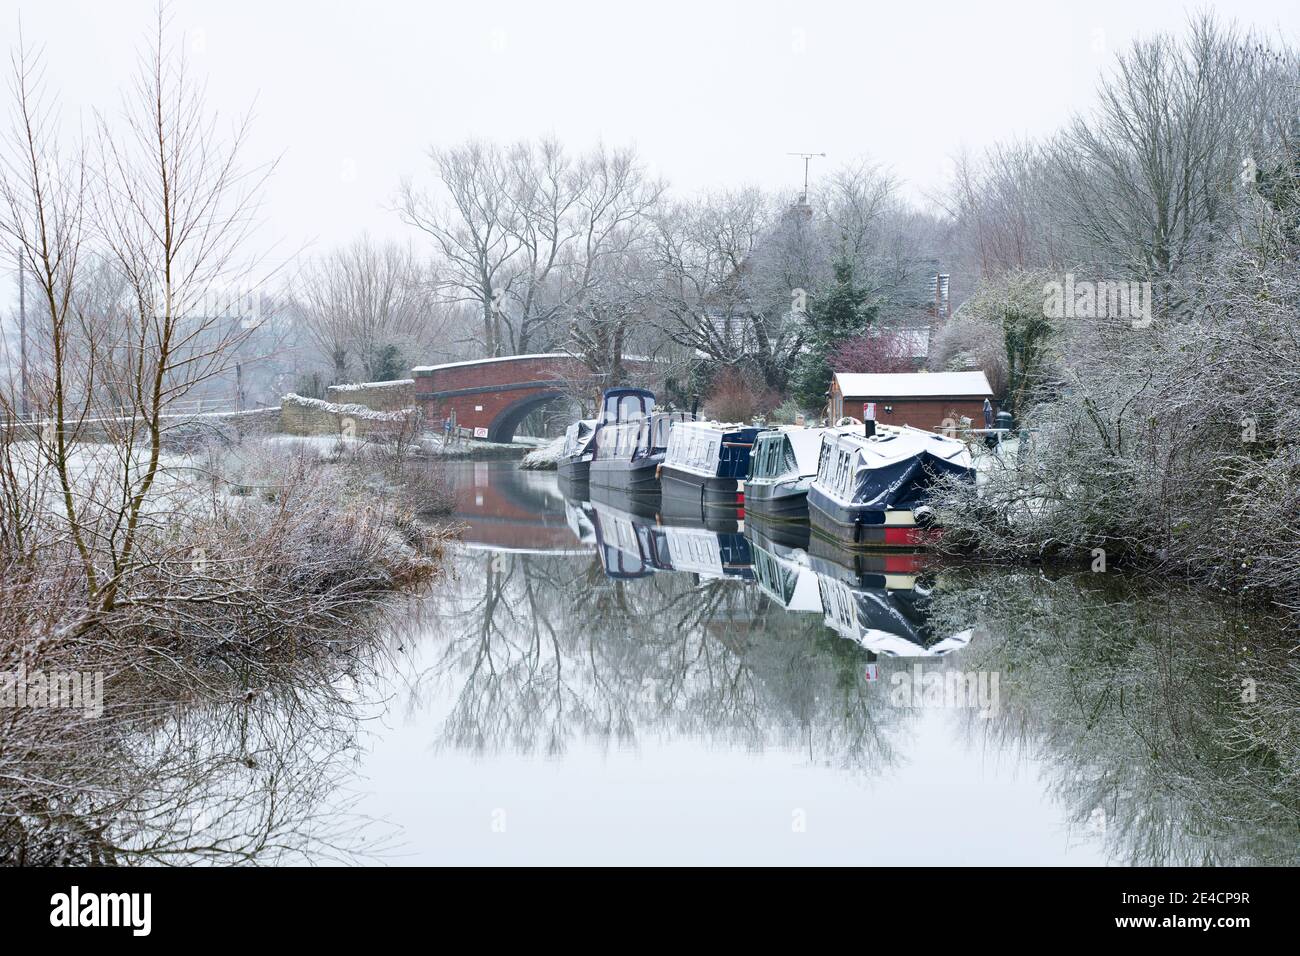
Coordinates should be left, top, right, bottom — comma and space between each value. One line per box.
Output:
792, 257, 876, 410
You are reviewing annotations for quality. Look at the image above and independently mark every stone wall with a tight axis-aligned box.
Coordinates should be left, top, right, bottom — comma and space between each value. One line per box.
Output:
2, 407, 280, 445
325, 379, 414, 412
279, 393, 418, 438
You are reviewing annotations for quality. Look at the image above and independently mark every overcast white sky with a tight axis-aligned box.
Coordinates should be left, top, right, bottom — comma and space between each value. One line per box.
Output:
1, 0, 1296, 265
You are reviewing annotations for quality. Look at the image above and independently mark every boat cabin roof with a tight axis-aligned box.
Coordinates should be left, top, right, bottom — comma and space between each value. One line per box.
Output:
663, 419, 758, 473
566, 419, 597, 440
755, 426, 843, 476
669, 419, 754, 440
563, 418, 598, 455
822, 423, 972, 469
600, 387, 656, 424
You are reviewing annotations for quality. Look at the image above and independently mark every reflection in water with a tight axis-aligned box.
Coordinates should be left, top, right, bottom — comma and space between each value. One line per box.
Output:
413, 462, 1299, 865
18, 461, 1292, 865
928, 572, 1300, 866
1, 638, 399, 865
425, 546, 902, 770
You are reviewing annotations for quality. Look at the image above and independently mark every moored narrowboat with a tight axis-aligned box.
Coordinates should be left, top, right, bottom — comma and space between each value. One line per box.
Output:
557, 418, 598, 482
588, 387, 689, 495
658, 420, 758, 509
807, 422, 974, 549
745, 425, 844, 520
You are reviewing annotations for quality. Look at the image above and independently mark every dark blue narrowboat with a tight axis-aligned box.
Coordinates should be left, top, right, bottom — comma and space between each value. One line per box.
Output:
807, 423, 975, 550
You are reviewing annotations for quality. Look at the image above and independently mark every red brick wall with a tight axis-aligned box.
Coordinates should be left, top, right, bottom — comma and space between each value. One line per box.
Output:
414, 356, 584, 435
419, 387, 545, 435
872, 398, 990, 433
841, 394, 994, 433
415, 355, 659, 438
420, 356, 583, 395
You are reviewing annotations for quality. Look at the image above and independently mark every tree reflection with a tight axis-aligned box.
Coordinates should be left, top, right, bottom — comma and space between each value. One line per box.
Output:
1, 634, 398, 865
420, 544, 1298, 866
928, 569, 1300, 866
425, 548, 906, 770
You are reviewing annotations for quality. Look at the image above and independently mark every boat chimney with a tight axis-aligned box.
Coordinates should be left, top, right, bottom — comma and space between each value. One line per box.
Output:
863, 402, 876, 438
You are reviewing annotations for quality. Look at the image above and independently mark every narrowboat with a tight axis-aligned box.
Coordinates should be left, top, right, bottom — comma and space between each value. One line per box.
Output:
746, 425, 845, 520
588, 388, 689, 495
807, 422, 974, 549
658, 420, 759, 509
557, 418, 598, 483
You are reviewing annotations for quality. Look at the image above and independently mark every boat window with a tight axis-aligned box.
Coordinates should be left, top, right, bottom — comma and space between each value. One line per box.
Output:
820, 578, 858, 631
620, 395, 647, 420
764, 437, 783, 477
835, 448, 853, 496
753, 438, 769, 477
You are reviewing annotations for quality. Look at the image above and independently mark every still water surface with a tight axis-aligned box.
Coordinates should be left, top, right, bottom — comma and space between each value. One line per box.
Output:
343, 461, 1297, 865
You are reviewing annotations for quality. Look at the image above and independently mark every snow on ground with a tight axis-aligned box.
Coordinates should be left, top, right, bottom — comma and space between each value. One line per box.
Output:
269, 432, 533, 460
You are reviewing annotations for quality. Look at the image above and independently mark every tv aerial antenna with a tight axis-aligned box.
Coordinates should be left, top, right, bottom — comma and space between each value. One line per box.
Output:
787, 152, 826, 203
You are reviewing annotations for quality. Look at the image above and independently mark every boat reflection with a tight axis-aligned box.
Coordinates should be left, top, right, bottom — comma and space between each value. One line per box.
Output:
588, 486, 753, 581
749, 519, 971, 657
579, 482, 970, 656
418, 464, 1300, 865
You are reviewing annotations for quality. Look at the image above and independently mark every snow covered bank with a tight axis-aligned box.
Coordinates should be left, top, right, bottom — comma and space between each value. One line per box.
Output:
520, 435, 566, 470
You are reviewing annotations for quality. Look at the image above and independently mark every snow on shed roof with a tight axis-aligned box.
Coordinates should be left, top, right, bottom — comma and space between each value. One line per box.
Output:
834, 371, 992, 398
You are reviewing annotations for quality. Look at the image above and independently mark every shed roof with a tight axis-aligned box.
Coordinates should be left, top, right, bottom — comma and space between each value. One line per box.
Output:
834, 371, 992, 398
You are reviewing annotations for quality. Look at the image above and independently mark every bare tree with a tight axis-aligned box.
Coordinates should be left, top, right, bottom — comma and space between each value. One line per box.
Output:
397, 141, 519, 356
946, 142, 1065, 277
1050, 15, 1295, 284
0, 10, 274, 614
0, 35, 97, 590
295, 236, 439, 383
399, 138, 663, 360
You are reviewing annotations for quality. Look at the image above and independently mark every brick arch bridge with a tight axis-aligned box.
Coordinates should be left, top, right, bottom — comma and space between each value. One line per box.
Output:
413, 353, 654, 442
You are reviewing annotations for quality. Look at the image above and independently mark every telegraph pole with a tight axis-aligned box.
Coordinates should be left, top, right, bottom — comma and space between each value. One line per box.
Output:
787, 151, 826, 203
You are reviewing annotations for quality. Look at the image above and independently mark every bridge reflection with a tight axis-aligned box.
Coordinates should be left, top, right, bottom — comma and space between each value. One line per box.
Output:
446, 461, 585, 553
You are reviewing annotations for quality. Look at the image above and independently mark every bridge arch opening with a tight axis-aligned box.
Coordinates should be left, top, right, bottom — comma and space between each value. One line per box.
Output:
487, 390, 577, 443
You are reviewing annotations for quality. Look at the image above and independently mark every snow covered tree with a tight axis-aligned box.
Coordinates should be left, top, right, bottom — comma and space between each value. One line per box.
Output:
791, 257, 877, 410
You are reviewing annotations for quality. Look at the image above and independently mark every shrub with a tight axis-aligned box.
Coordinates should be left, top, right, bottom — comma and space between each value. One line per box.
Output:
702, 367, 781, 423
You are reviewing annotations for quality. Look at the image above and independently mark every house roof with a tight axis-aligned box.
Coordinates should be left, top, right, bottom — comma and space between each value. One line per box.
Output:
834, 371, 992, 399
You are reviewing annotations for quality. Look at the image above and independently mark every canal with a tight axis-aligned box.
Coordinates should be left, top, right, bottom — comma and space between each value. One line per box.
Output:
338, 461, 1298, 865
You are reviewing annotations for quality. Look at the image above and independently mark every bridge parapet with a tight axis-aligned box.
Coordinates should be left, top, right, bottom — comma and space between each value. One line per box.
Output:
413, 354, 653, 442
